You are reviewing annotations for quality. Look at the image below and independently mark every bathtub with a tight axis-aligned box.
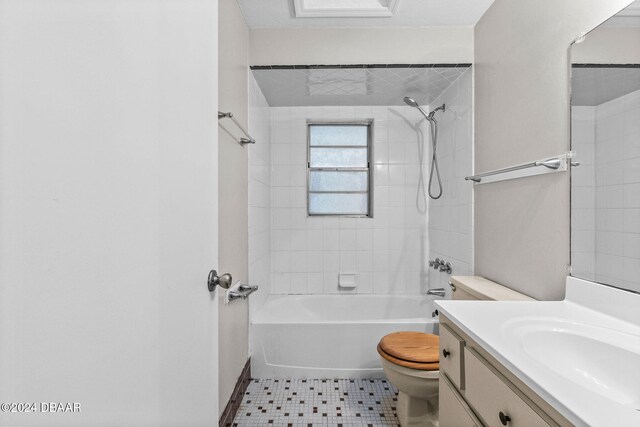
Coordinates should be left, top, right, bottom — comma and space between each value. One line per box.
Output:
251, 295, 439, 379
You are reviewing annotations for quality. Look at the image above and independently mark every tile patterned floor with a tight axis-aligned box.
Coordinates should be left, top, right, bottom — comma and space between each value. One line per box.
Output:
233, 379, 400, 426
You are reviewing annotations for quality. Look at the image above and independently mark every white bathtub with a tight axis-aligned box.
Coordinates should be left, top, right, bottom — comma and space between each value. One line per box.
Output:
251, 295, 439, 379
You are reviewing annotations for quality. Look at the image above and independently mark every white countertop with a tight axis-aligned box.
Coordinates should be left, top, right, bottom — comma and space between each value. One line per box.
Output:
436, 277, 640, 427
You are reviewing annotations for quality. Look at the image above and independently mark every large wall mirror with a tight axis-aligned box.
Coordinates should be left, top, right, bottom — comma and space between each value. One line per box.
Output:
570, 0, 640, 293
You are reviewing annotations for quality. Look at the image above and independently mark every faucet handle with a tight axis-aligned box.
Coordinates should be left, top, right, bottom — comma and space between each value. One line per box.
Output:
438, 262, 453, 274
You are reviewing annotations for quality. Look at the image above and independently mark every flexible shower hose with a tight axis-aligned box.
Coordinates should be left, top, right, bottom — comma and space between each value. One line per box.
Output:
428, 118, 443, 199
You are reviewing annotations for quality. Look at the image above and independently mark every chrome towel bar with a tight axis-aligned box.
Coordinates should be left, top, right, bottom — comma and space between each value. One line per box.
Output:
465, 152, 577, 184
218, 111, 256, 145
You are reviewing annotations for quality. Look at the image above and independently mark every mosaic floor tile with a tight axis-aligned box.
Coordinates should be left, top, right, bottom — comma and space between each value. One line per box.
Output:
233, 379, 400, 426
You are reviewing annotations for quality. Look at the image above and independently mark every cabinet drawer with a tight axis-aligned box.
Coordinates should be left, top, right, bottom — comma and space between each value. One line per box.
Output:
465, 348, 550, 427
440, 324, 466, 390
440, 373, 483, 427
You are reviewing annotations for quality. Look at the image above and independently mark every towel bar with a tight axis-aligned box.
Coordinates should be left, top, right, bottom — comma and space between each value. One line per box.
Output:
218, 111, 256, 145
465, 152, 576, 184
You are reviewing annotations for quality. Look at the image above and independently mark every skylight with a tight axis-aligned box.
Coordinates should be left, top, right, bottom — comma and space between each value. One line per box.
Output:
293, 0, 399, 18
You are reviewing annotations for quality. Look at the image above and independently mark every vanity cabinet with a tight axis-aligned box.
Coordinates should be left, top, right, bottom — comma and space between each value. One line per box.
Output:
439, 315, 572, 427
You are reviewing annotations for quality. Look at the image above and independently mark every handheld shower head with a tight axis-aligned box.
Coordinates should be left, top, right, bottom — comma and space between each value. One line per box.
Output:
402, 96, 446, 200
403, 96, 431, 121
403, 96, 420, 108
403, 97, 445, 121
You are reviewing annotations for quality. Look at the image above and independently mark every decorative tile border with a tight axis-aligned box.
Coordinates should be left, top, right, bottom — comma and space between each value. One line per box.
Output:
250, 63, 472, 70
572, 63, 640, 68
220, 359, 252, 427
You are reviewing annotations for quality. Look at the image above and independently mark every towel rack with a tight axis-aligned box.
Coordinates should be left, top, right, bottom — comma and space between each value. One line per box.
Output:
465, 152, 577, 184
218, 111, 256, 145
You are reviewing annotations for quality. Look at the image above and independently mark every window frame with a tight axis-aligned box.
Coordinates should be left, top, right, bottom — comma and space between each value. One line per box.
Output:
306, 120, 373, 218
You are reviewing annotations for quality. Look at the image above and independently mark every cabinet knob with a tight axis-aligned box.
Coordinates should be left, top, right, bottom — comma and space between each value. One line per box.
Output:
442, 349, 450, 358
499, 411, 511, 425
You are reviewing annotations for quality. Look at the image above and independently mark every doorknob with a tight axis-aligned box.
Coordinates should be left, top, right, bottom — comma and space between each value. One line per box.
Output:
208, 270, 232, 292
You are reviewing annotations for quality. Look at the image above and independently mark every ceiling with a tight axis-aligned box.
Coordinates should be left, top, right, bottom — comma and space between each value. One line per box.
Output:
252, 65, 469, 107
237, 0, 495, 28
572, 67, 640, 106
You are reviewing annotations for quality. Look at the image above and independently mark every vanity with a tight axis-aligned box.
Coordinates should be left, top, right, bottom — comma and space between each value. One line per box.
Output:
436, 277, 640, 427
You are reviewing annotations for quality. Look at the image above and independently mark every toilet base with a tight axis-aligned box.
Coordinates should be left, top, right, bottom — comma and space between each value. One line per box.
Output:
397, 390, 439, 427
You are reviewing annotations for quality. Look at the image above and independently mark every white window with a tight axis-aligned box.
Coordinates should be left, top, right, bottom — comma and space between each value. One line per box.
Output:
307, 121, 372, 216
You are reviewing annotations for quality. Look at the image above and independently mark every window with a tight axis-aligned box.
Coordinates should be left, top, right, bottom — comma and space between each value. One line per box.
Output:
307, 121, 372, 216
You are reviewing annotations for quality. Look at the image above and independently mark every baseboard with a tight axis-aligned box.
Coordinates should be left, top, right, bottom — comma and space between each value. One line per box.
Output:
219, 358, 251, 427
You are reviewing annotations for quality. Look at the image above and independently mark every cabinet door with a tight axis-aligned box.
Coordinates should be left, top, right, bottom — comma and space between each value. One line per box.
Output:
440, 373, 483, 427
465, 348, 551, 427
440, 324, 466, 390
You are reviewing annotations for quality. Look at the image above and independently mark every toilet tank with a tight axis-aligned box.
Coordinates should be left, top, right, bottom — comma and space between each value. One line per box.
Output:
448, 276, 535, 301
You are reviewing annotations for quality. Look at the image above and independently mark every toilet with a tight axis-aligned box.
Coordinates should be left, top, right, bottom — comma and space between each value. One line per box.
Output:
378, 276, 535, 427
377, 332, 440, 427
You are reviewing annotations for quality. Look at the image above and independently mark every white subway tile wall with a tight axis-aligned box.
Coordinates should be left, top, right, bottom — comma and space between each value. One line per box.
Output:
269, 105, 431, 295
427, 69, 474, 295
248, 75, 272, 313
249, 70, 474, 296
571, 89, 640, 290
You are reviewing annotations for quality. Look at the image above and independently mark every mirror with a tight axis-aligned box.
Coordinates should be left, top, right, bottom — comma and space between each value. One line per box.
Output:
570, 0, 640, 293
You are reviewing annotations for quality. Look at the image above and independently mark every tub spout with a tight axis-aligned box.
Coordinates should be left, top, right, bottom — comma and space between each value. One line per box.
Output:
426, 288, 445, 298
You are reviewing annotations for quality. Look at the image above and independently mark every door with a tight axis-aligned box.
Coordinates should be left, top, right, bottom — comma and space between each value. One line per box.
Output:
0, 1, 219, 426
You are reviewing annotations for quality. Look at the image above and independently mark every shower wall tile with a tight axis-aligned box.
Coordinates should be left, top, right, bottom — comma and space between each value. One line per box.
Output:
571, 89, 640, 290
268, 105, 430, 295
248, 74, 272, 314
249, 75, 474, 296
427, 69, 474, 297
593, 89, 640, 290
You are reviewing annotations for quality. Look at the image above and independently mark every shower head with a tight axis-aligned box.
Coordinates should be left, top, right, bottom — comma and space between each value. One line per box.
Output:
403, 96, 420, 108
403, 96, 431, 121
403, 96, 446, 121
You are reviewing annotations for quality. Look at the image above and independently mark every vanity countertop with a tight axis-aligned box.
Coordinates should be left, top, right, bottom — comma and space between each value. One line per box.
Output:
435, 276, 640, 427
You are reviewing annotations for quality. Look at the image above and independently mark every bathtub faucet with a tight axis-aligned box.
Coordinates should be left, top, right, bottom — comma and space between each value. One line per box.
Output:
428, 258, 453, 274
426, 288, 446, 298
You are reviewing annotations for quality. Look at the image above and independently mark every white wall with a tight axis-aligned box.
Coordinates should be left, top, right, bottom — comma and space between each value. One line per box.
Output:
572, 90, 640, 292
248, 75, 272, 312
473, 0, 634, 301
427, 69, 474, 294
268, 106, 430, 295
250, 27, 473, 66
218, 0, 249, 414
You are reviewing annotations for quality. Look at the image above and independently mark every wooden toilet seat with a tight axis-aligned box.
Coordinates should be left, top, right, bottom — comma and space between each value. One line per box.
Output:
377, 331, 440, 371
